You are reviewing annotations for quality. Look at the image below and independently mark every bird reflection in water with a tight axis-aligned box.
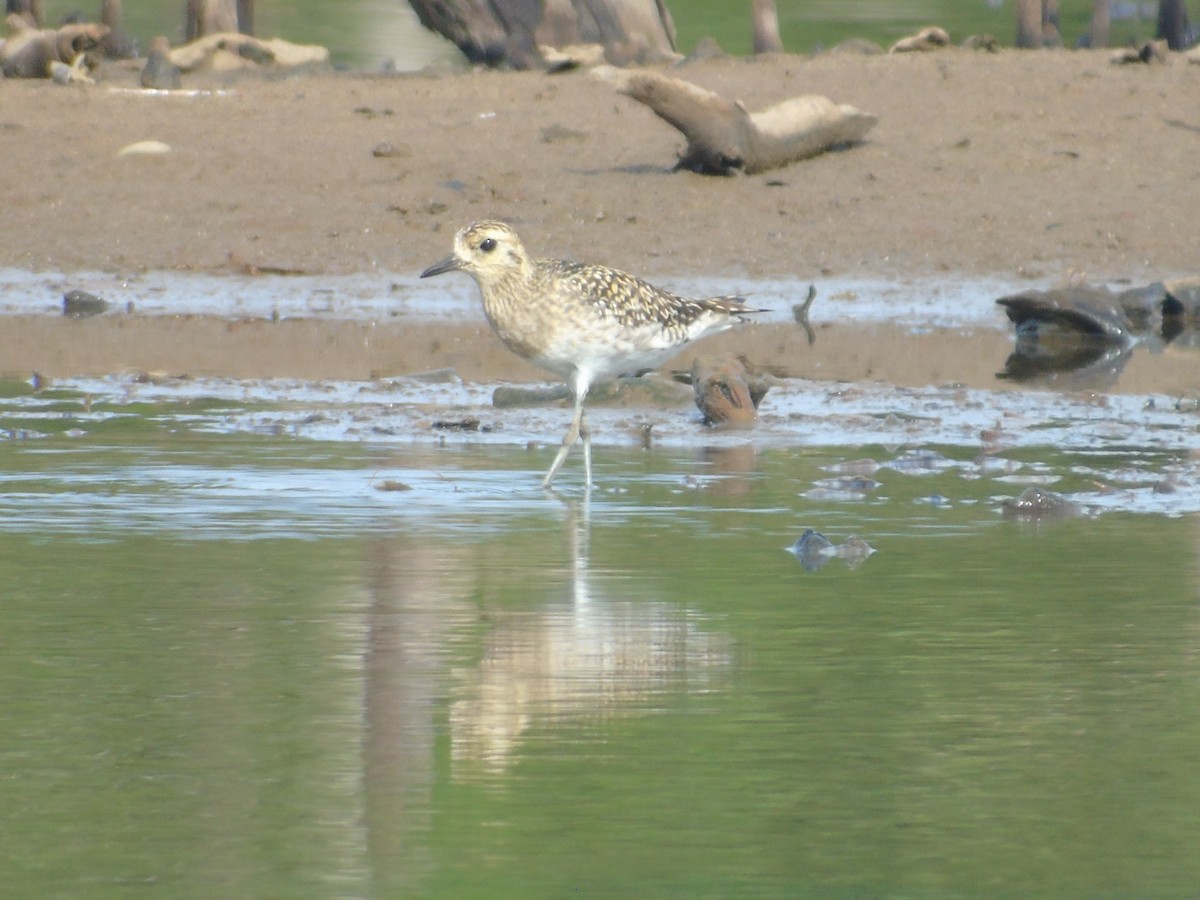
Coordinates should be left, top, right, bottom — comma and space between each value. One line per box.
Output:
447, 494, 733, 774
361, 493, 735, 825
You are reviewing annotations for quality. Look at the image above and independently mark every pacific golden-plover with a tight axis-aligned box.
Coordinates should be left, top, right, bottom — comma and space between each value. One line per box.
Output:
420, 220, 764, 488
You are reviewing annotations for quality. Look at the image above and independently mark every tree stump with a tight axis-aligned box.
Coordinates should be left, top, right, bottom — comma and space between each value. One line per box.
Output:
406, 0, 677, 68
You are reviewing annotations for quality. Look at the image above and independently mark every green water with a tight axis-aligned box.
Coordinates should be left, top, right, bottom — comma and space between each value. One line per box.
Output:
34, 1, 1162, 66
1, 415, 1198, 897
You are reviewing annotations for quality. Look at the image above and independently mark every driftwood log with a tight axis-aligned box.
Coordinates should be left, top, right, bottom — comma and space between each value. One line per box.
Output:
592, 66, 877, 175
406, 0, 677, 68
168, 32, 329, 72
996, 278, 1200, 384
999, 279, 1200, 342
1, 14, 108, 77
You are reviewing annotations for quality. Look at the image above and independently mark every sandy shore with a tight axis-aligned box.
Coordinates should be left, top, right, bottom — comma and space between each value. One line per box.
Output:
3, 49, 1197, 281
1, 48, 1197, 391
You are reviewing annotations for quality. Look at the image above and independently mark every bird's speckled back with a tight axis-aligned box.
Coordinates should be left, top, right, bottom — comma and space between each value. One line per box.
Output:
440, 220, 760, 382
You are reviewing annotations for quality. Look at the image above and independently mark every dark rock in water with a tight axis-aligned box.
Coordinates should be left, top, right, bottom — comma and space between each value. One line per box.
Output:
786, 529, 876, 572
786, 528, 834, 572
788, 528, 832, 555
1001, 486, 1079, 519
63, 290, 109, 318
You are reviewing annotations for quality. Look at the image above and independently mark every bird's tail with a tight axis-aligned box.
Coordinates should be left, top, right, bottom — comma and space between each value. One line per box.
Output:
703, 295, 769, 320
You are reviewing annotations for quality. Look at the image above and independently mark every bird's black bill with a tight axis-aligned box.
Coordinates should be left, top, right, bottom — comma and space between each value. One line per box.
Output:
420, 256, 461, 278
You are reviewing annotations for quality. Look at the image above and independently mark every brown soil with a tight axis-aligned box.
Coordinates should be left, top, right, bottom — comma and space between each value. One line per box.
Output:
1, 49, 1198, 390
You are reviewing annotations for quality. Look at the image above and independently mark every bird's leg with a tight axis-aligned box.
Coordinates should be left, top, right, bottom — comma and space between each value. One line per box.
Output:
580, 411, 593, 489
543, 382, 588, 488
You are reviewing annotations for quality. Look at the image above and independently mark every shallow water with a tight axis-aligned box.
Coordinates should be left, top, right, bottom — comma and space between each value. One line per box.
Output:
2, 412, 1200, 896
0, 266, 1011, 324
2, 265, 1200, 896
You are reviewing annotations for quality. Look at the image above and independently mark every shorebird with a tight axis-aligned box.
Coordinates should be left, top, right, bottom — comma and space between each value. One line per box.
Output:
420, 220, 763, 488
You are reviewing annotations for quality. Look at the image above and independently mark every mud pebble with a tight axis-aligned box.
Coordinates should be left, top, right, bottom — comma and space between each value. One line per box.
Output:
63, 290, 109, 318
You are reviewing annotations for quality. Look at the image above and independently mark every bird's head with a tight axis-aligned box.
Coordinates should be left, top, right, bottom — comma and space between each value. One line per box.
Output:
420, 220, 530, 283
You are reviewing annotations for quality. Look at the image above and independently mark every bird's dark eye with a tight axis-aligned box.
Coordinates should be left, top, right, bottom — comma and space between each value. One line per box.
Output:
479, 238, 497, 253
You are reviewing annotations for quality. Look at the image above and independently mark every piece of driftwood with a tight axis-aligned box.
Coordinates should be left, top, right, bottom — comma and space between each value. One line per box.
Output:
995, 279, 1200, 385
888, 26, 951, 53
998, 278, 1199, 343
592, 66, 877, 175
168, 31, 329, 71
1, 14, 108, 77
406, 0, 677, 69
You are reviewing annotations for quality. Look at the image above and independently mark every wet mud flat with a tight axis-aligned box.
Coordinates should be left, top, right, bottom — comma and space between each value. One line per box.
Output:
2, 268, 1198, 392
1, 50, 1196, 519
1, 271, 1198, 519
